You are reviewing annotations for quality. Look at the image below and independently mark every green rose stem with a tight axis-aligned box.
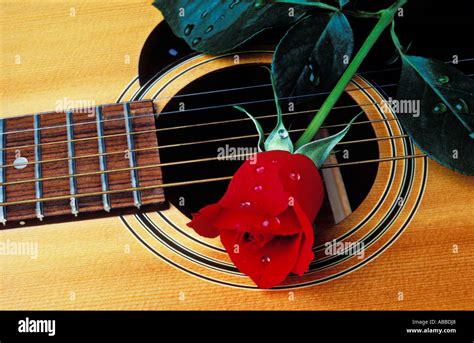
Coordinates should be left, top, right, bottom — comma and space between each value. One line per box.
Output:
294, 0, 408, 149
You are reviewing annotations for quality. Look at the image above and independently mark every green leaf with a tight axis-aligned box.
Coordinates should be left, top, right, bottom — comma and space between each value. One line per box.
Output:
395, 55, 474, 175
233, 106, 265, 152
273, 0, 339, 11
152, 0, 307, 54
272, 12, 353, 106
263, 67, 294, 153
339, 0, 350, 8
295, 112, 361, 168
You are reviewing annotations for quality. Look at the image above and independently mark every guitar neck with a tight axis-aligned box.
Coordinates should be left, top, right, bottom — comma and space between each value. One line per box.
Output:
0, 100, 165, 227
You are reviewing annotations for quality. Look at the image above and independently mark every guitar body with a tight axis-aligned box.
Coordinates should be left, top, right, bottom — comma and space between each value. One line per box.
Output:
1, 1, 472, 310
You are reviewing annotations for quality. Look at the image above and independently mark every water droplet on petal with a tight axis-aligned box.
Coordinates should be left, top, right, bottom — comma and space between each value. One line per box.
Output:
271, 159, 278, 164
205, 25, 214, 34
262, 219, 270, 228
261, 256, 271, 264
289, 172, 301, 181
274, 217, 281, 226
240, 201, 252, 209
254, 185, 263, 192
278, 129, 289, 139
191, 37, 202, 46
184, 24, 194, 36
454, 98, 469, 114
255, 166, 265, 174
432, 103, 447, 114
437, 75, 450, 84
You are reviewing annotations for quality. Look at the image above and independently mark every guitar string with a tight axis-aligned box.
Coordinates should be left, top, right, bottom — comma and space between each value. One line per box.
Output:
0, 134, 409, 187
0, 154, 427, 207
1, 56, 472, 137
1, 61, 471, 205
0, 109, 397, 169
0, 82, 461, 197
0, 82, 398, 137
0, 94, 396, 152
1, 69, 473, 152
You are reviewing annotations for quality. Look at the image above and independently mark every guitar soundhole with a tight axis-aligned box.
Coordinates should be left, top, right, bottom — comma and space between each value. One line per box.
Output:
156, 66, 379, 225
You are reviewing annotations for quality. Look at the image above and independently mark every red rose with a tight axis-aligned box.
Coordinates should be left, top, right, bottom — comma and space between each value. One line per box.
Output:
187, 150, 324, 288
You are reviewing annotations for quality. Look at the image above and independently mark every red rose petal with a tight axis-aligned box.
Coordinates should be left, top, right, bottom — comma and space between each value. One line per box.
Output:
186, 204, 221, 238
219, 151, 292, 216
213, 207, 301, 236
291, 202, 315, 275
279, 153, 324, 221
220, 229, 302, 289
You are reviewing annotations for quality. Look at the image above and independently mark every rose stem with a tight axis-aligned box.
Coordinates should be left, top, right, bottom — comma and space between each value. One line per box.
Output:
295, 0, 408, 149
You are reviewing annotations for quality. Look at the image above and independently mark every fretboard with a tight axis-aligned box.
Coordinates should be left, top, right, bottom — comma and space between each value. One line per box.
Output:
0, 100, 165, 226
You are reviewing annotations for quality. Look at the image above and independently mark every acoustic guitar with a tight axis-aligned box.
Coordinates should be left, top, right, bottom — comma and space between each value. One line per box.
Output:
0, 0, 472, 310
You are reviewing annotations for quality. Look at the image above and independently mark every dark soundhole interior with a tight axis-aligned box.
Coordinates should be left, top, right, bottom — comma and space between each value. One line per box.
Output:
156, 65, 379, 225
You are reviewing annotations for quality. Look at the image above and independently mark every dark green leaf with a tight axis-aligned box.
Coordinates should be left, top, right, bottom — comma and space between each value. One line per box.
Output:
295, 112, 360, 168
339, 0, 350, 8
396, 55, 474, 175
152, 0, 307, 54
233, 106, 265, 152
272, 12, 353, 107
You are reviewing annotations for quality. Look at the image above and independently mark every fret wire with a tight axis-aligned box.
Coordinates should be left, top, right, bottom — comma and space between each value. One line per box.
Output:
0, 134, 409, 187
0, 154, 427, 207
33, 114, 44, 221
124, 103, 141, 209
0, 119, 6, 225
66, 111, 79, 216
96, 106, 111, 212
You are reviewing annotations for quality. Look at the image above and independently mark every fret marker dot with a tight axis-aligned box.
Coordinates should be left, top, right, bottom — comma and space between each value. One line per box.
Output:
13, 156, 28, 170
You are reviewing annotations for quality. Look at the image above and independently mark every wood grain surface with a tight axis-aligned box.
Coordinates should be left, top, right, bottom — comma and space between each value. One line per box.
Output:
1, 100, 165, 222
0, 0, 473, 310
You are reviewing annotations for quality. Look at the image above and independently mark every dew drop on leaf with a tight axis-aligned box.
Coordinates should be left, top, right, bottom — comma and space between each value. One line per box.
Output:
201, 11, 208, 19
229, 0, 241, 9
432, 103, 447, 114
205, 25, 214, 34
278, 129, 289, 139
437, 75, 450, 85
191, 37, 202, 46
454, 99, 469, 115
254, 0, 266, 9
307, 63, 321, 86
184, 24, 194, 36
